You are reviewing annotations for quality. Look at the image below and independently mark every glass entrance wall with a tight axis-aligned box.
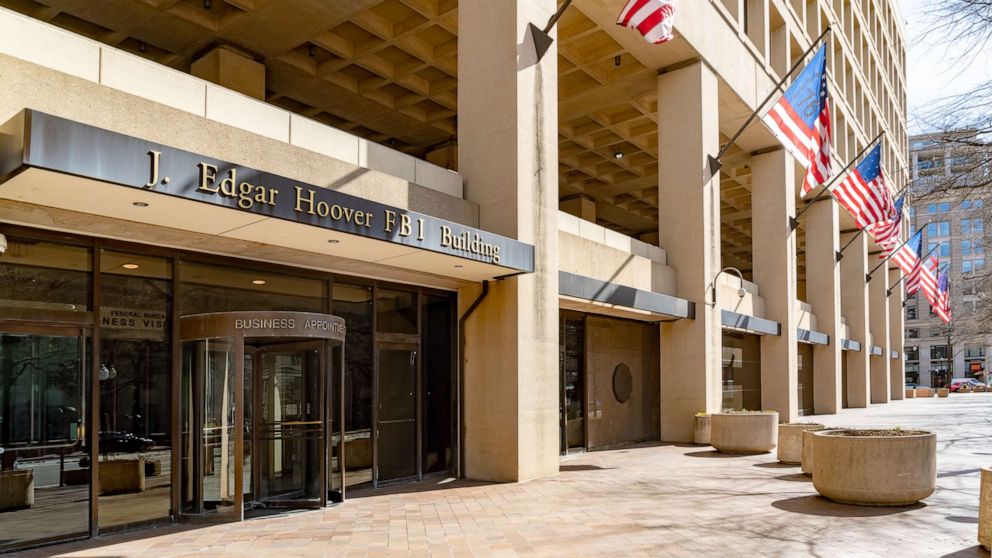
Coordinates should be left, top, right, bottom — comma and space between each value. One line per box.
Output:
722, 333, 762, 411
797, 344, 814, 416
0, 226, 458, 550
559, 313, 585, 454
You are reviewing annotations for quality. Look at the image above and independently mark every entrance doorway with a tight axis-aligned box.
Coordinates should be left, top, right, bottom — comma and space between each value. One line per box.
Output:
375, 344, 418, 483
0, 323, 91, 552
178, 312, 344, 520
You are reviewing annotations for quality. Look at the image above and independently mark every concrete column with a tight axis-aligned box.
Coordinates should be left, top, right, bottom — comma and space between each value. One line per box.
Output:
807, 201, 842, 414
888, 268, 905, 399
657, 62, 722, 441
457, 0, 559, 482
840, 232, 871, 407
869, 259, 890, 403
751, 149, 799, 422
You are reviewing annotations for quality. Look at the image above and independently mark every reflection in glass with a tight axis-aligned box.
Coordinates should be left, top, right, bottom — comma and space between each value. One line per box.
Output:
179, 261, 323, 314
0, 332, 89, 551
560, 315, 585, 453
0, 238, 91, 312
98, 251, 172, 530
377, 348, 417, 482
332, 284, 373, 488
722, 333, 761, 411
201, 340, 237, 515
376, 289, 417, 334
422, 295, 453, 474
327, 345, 343, 502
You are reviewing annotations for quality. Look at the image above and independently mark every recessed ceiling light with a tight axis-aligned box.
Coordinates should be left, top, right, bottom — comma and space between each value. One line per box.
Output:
252, 279, 267, 285
122, 263, 140, 270
613, 150, 624, 159
133, 202, 148, 207
328, 239, 340, 244
454, 264, 464, 268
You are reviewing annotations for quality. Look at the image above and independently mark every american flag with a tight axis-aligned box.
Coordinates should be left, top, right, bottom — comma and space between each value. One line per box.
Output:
906, 254, 938, 304
868, 195, 904, 256
761, 44, 832, 194
890, 230, 923, 276
829, 144, 892, 229
934, 271, 952, 323
617, 0, 675, 45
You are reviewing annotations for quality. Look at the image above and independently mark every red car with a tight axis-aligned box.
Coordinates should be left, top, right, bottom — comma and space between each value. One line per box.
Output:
949, 378, 984, 392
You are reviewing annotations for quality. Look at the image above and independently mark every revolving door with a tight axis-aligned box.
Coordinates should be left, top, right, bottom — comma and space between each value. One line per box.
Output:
179, 312, 345, 520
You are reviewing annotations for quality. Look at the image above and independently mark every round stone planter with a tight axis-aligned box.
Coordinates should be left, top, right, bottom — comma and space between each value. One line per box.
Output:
937, 388, 949, 398
710, 411, 778, 454
778, 423, 824, 465
693, 414, 711, 445
980, 466, 992, 551
811, 429, 936, 506
800, 427, 829, 475
0, 470, 34, 511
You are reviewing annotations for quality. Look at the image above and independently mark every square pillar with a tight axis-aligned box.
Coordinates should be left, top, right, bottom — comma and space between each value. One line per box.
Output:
457, 0, 559, 482
657, 62, 722, 441
889, 267, 905, 399
807, 201, 842, 414
869, 259, 890, 403
841, 232, 871, 407
751, 149, 799, 422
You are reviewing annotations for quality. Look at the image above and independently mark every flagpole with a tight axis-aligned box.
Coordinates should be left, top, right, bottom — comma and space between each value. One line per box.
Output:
790, 131, 885, 231
529, 0, 574, 61
866, 232, 918, 282
886, 244, 939, 296
707, 26, 832, 175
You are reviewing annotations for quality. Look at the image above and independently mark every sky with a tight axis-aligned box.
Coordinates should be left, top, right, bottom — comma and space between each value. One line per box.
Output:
898, 0, 992, 132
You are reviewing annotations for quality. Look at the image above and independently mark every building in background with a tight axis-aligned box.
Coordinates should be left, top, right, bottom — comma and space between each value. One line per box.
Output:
904, 132, 992, 387
0, 0, 907, 552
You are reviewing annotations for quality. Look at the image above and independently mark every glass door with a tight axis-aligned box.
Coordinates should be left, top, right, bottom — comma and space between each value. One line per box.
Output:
0, 324, 90, 552
251, 341, 324, 509
375, 345, 418, 483
559, 313, 585, 454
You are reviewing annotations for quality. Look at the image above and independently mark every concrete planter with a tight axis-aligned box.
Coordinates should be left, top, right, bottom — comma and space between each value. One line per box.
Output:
99, 457, 146, 495
710, 411, 778, 454
801, 427, 829, 475
693, 414, 711, 445
980, 467, 992, 551
811, 429, 936, 506
905, 389, 916, 398
937, 388, 949, 398
0, 470, 34, 511
916, 387, 933, 398
778, 423, 824, 465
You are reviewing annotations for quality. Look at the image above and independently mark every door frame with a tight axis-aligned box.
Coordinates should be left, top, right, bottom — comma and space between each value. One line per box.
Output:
373, 339, 421, 487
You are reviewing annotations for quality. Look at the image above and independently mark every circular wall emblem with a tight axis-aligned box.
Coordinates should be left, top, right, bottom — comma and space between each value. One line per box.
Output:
612, 363, 633, 403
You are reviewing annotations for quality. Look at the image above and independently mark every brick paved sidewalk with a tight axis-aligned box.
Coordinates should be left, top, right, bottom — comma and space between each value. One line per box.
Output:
17, 394, 992, 558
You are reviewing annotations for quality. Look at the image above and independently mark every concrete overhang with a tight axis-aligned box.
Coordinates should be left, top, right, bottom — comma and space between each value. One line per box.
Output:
559, 271, 693, 321
891, 350, 901, 359
0, 110, 533, 284
870, 345, 885, 357
721, 310, 780, 336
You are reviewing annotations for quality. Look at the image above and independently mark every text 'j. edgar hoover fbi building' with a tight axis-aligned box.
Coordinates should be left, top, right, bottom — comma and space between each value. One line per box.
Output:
0, 0, 907, 552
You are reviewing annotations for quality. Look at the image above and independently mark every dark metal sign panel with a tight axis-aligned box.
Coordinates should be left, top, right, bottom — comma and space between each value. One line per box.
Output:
0, 110, 535, 272
558, 271, 694, 319
797, 328, 830, 346
721, 310, 781, 336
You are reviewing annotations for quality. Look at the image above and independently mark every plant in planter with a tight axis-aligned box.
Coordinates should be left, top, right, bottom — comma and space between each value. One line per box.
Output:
811, 428, 936, 506
694, 412, 711, 445
778, 423, 824, 464
710, 410, 778, 454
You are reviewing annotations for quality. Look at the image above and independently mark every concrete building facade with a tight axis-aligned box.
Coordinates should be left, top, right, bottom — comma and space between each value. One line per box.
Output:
0, 0, 907, 552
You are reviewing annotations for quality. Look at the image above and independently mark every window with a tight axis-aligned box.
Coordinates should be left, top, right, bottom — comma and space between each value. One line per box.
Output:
906, 306, 917, 319
907, 328, 920, 339
963, 301, 975, 312
964, 260, 973, 273
963, 219, 972, 234
962, 200, 972, 210
905, 346, 920, 361
976, 239, 985, 254
927, 221, 950, 237
931, 345, 949, 360
975, 258, 985, 270
927, 203, 937, 214
963, 240, 973, 255
975, 200, 985, 209
940, 202, 951, 213
964, 218, 985, 234
928, 241, 951, 258
910, 206, 917, 218
966, 347, 986, 358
